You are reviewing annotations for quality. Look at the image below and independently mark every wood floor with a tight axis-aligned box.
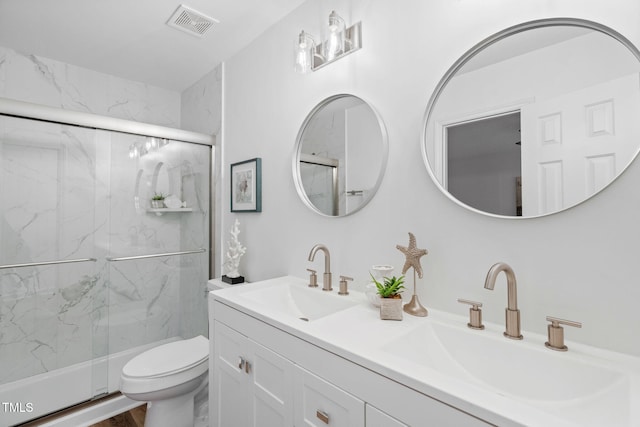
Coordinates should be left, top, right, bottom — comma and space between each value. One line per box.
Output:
88, 405, 146, 427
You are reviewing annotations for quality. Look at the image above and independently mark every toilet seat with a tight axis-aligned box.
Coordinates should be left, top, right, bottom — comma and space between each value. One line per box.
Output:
123, 335, 209, 379
121, 335, 209, 395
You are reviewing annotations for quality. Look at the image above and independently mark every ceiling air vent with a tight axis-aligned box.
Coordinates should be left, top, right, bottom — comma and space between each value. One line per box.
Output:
167, 5, 218, 37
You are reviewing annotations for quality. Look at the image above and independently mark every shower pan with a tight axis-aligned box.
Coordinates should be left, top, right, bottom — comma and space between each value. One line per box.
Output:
0, 98, 213, 425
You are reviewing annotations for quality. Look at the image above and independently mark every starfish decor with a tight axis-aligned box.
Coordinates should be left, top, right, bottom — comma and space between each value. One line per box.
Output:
396, 232, 428, 278
396, 232, 429, 317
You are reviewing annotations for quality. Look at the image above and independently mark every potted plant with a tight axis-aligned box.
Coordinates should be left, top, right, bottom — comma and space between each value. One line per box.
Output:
151, 192, 166, 209
371, 274, 405, 320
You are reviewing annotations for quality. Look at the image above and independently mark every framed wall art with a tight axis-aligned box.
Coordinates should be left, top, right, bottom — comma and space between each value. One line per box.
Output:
230, 158, 262, 212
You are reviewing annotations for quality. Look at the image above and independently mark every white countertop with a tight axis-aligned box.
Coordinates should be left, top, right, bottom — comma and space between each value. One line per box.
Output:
211, 275, 640, 427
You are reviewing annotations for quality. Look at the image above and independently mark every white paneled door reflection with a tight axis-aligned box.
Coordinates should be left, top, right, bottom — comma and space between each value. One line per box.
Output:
521, 73, 640, 216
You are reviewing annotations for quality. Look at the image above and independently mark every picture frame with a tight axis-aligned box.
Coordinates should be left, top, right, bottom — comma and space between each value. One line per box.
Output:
230, 158, 262, 212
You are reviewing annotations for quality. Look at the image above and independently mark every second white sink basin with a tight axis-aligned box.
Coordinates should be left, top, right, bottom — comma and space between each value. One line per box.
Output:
238, 277, 357, 321
381, 319, 635, 426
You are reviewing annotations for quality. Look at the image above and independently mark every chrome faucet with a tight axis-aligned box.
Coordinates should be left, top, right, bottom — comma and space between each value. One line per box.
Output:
308, 244, 332, 291
484, 262, 522, 340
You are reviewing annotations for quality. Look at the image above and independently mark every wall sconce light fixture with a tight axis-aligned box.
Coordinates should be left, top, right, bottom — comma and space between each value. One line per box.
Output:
295, 10, 361, 73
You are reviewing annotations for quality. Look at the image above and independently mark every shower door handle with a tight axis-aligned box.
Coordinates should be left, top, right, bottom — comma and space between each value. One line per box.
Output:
106, 248, 206, 262
0, 257, 97, 270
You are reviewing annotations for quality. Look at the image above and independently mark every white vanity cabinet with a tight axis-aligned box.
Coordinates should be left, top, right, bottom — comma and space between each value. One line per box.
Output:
214, 320, 365, 427
212, 298, 490, 427
213, 321, 294, 427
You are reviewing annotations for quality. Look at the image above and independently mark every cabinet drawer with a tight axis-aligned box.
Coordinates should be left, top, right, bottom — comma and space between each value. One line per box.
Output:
294, 366, 365, 427
366, 404, 408, 427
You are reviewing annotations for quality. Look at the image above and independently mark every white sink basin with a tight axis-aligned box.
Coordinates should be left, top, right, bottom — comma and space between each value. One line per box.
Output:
238, 278, 357, 321
382, 319, 635, 426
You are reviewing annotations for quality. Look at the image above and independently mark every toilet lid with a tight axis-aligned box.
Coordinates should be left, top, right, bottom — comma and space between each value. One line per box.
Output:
123, 335, 209, 378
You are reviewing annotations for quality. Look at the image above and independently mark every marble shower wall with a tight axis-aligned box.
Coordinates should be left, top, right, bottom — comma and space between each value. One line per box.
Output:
0, 46, 180, 127
0, 47, 211, 385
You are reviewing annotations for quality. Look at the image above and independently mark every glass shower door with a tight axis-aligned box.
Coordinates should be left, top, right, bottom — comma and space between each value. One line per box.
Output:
0, 115, 109, 423
0, 114, 211, 425
105, 132, 210, 361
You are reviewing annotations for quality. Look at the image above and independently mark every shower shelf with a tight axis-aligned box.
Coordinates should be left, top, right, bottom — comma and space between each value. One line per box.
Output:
147, 208, 193, 216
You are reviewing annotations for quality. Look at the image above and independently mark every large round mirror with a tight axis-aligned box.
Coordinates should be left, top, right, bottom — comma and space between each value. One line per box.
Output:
293, 94, 388, 217
423, 19, 640, 218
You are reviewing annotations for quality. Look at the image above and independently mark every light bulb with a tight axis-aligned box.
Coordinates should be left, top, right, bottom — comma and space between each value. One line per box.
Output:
324, 11, 345, 61
295, 30, 316, 73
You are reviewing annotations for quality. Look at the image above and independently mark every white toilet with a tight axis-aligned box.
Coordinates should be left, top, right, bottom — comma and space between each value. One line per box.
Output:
120, 335, 209, 427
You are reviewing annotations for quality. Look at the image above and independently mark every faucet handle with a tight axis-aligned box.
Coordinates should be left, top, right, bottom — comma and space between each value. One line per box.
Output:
545, 316, 582, 351
338, 276, 353, 295
457, 298, 485, 330
307, 268, 318, 288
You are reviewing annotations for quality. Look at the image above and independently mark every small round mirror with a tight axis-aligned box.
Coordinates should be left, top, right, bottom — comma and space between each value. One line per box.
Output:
293, 94, 388, 217
422, 19, 640, 218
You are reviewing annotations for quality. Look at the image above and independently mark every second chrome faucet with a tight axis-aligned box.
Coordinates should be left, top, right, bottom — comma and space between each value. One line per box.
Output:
484, 262, 523, 340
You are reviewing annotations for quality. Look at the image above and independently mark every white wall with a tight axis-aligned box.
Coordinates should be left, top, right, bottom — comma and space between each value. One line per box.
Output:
221, 0, 640, 356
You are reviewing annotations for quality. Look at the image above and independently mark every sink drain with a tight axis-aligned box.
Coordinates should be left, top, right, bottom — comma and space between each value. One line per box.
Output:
299, 317, 309, 322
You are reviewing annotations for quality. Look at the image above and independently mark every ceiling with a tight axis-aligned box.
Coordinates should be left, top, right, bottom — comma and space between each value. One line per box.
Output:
0, 0, 307, 91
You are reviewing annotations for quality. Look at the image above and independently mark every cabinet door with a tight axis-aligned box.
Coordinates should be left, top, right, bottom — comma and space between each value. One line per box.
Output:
213, 321, 250, 427
365, 404, 408, 427
214, 321, 294, 427
247, 339, 294, 427
294, 365, 365, 427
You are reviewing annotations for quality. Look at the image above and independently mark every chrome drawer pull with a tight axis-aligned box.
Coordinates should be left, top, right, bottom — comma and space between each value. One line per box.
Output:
316, 410, 330, 424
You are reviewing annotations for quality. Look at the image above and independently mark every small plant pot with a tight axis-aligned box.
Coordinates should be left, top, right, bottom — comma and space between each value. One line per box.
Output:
151, 199, 165, 209
379, 296, 403, 321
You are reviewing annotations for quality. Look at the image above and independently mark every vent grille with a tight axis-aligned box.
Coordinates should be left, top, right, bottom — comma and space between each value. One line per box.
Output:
167, 5, 218, 37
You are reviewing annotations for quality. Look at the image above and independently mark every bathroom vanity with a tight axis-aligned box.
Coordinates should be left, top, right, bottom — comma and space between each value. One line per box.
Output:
208, 276, 640, 426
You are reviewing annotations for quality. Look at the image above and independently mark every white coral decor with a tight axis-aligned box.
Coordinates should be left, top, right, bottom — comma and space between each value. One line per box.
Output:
224, 219, 246, 278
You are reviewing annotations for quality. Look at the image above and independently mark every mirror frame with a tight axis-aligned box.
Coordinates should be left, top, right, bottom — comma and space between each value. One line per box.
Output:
293, 94, 389, 217
421, 18, 640, 219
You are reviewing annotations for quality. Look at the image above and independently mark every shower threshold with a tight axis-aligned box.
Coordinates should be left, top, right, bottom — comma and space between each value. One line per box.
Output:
18, 392, 144, 427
